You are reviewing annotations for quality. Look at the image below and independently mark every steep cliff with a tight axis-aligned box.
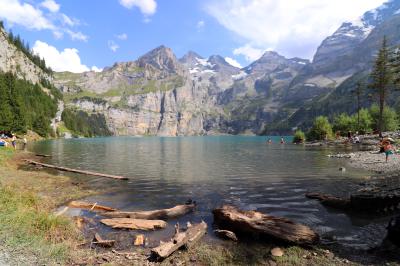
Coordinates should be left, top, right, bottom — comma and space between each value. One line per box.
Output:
0, 27, 50, 84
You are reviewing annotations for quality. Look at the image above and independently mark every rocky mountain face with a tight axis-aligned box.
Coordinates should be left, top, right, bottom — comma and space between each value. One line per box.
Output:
54, 0, 400, 136
0, 28, 50, 84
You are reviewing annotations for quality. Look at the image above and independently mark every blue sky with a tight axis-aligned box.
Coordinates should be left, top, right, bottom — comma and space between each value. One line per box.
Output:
0, 0, 387, 72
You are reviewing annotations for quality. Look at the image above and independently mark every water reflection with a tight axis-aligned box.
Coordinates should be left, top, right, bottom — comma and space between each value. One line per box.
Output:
30, 136, 388, 249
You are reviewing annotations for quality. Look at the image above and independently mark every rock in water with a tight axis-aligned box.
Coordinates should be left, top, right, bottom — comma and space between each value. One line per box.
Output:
271, 247, 284, 257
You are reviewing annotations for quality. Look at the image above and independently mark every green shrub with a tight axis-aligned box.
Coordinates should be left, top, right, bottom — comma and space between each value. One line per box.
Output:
293, 130, 306, 143
333, 113, 355, 135
369, 104, 399, 132
307, 116, 333, 141
354, 108, 373, 134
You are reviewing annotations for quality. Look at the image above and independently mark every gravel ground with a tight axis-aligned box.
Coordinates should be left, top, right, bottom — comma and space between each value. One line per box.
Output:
348, 151, 400, 173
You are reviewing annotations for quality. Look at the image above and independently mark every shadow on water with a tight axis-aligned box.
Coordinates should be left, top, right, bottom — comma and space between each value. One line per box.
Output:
27, 136, 400, 263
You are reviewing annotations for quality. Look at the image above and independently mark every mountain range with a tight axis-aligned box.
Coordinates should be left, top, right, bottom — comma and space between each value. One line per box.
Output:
48, 0, 400, 136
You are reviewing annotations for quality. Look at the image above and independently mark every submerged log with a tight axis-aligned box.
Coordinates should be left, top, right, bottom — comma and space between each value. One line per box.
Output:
151, 221, 207, 260
93, 233, 115, 248
387, 215, 400, 246
68, 201, 117, 212
101, 203, 196, 220
307, 191, 400, 212
101, 218, 167, 230
24, 159, 128, 180
213, 205, 319, 245
305, 192, 350, 209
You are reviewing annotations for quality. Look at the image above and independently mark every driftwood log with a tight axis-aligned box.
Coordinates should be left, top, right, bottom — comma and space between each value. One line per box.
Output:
92, 233, 115, 248
68, 201, 117, 212
305, 192, 350, 209
101, 203, 196, 219
24, 159, 128, 180
101, 218, 167, 230
214, 229, 238, 241
213, 205, 319, 245
151, 221, 207, 260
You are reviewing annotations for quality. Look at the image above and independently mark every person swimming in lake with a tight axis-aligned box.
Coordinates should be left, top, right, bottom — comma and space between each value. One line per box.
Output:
267, 138, 272, 144
280, 137, 285, 144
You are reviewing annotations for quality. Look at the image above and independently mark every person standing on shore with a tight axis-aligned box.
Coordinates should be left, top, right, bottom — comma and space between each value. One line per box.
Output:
11, 134, 16, 150
383, 140, 394, 163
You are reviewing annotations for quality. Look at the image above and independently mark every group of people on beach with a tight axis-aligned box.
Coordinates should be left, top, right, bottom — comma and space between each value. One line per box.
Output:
0, 132, 26, 150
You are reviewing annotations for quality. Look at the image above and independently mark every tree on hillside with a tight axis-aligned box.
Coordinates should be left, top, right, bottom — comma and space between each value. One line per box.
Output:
351, 82, 364, 131
369, 37, 393, 133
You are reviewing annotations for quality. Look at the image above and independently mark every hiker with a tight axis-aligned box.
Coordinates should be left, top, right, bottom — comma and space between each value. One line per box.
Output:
23, 137, 27, 151
383, 140, 394, 163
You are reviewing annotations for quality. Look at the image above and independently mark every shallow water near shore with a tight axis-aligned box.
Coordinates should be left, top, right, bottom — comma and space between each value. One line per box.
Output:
29, 136, 392, 249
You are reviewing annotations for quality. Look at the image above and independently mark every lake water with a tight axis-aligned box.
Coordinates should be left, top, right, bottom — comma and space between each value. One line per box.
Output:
29, 136, 390, 249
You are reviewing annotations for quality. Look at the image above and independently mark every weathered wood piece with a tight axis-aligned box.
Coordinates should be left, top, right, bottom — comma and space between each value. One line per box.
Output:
93, 233, 115, 248
214, 229, 238, 241
24, 159, 128, 180
101, 203, 196, 220
151, 221, 207, 260
100, 218, 167, 230
133, 234, 145, 246
68, 201, 117, 212
34, 153, 51, 158
213, 205, 319, 245
305, 192, 350, 209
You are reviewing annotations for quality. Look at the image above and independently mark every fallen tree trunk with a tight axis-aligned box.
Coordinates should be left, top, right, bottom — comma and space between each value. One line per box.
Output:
151, 221, 207, 260
101, 203, 196, 220
305, 192, 350, 209
24, 159, 128, 180
68, 201, 117, 212
101, 218, 167, 230
213, 205, 319, 245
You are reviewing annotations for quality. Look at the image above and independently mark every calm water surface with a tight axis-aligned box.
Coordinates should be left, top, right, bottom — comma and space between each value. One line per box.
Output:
29, 136, 389, 249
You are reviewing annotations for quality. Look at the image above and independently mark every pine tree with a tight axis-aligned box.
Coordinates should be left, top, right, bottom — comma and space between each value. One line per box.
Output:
369, 37, 393, 133
351, 82, 364, 131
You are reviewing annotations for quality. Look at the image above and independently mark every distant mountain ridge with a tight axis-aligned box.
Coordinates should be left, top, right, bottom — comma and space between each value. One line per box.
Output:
53, 0, 400, 136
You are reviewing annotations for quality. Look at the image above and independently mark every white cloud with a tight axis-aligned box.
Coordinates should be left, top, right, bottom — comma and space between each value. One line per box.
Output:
40, 0, 60, 13
205, 0, 386, 59
233, 45, 265, 62
66, 29, 88, 42
225, 57, 242, 68
117, 33, 128, 40
61, 13, 76, 27
119, 0, 157, 16
108, 40, 119, 52
0, 0, 55, 30
0, 0, 87, 42
32, 40, 98, 73
197, 20, 205, 31
91, 66, 103, 72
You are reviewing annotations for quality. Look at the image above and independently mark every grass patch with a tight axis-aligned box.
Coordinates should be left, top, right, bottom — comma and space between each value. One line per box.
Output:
0, 185, 75, 263
0, 152, 98, 264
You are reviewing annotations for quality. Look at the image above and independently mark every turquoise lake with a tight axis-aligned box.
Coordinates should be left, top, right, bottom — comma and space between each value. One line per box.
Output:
29, 136, 390, 249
